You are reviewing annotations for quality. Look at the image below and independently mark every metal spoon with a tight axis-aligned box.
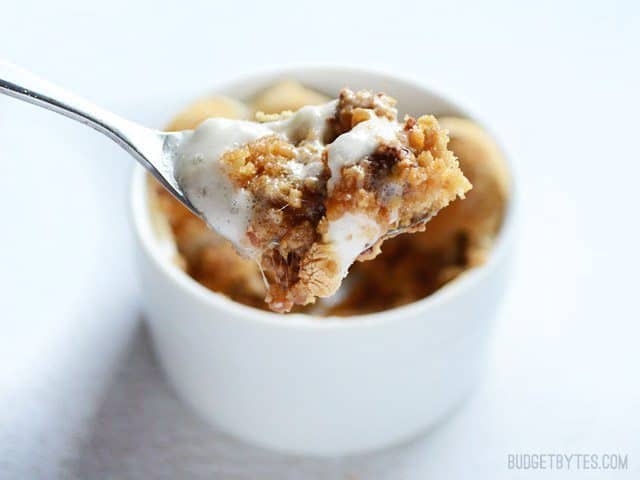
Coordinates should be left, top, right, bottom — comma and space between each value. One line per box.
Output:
0, 60, 197, 214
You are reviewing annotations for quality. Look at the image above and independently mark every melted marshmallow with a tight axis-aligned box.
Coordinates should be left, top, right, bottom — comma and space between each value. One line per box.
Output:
327, 116, 400, 191
174, 119, 272, 255
326, 213, 382, 279
269, 101, 337, 141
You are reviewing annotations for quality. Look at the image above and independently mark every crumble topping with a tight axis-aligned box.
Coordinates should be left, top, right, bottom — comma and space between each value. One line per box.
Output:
331, 89, 398, 135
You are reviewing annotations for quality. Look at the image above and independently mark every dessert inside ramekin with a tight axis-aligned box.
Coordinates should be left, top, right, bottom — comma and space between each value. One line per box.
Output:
148, 80, 510, 317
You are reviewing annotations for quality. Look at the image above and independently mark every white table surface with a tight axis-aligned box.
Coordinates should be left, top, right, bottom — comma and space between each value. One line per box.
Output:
1, 1, 639, 478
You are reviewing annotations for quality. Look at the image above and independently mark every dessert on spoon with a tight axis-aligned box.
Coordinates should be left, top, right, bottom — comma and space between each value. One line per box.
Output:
0, 61, 470, 312
176, 89, 471, 311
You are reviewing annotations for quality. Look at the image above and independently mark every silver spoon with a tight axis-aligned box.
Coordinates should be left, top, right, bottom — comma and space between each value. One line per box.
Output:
0, 60, 198, 214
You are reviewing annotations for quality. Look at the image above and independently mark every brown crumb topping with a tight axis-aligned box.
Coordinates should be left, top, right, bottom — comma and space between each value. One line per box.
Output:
331, 89, 397, 135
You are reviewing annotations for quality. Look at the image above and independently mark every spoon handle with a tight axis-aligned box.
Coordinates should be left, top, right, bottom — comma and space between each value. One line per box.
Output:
0, 59, 155, 167
0, 59, 195, 211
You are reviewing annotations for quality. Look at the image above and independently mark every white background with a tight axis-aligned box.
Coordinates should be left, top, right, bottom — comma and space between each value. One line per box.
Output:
1, 0, 639, 478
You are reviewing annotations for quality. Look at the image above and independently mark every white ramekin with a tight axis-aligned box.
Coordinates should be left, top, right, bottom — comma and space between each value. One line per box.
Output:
130, 67, 515, 457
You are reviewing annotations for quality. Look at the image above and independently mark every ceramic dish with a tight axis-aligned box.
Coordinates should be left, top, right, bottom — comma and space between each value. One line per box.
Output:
130, 66, 515, 456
